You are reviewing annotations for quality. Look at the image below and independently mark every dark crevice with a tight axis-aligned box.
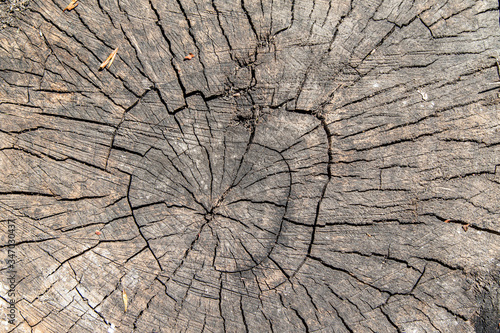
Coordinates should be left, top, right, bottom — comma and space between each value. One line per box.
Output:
154, 277, 177, 303
347, 132, 439, 153
105, 86, 152, 169
0, 237, 57, 250
240, 295, 249, 333
332, 249, 422, 273
173, 0, 210, 90
307, 254, 395, 295
241, 0, 259, 40
126, 176, 163, 271
413, 255, 464, 271
119, 25, 152, 80
37, 112, 114, 128
434, 303, 469, 322
306, 117, 333, 255
330, 304, 355, 333
219, 277, 227, 332
296, 280, 322, 324
421, 213, 500, 236
148, 0, 188, 104
211, 0, 235, 63
283, 217, 315, 227
172, 222, 208, 275
225, 198, 285, 208
132, 294, 155, 329
290, 306, 309, 333
380, 305, 402, 333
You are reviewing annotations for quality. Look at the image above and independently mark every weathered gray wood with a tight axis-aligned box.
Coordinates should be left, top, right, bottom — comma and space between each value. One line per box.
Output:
1, 0, 499, 332
0, 0, 29, 29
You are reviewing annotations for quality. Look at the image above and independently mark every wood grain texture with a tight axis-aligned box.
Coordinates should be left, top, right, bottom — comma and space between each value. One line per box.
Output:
0, 0, 499, 332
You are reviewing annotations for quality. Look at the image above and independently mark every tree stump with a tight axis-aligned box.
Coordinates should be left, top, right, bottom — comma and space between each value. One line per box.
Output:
1, 0, 499, 332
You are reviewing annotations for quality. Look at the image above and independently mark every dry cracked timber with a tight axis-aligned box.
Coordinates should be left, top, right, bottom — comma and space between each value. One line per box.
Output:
0, 0, 499, 332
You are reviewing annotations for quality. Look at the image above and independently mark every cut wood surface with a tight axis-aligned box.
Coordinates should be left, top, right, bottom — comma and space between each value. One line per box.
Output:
0, 0, 499, 332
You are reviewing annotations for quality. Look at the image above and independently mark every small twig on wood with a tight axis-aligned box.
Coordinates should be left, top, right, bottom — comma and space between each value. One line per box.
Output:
99, 47, 119, 71
63, 0, 78, 12
122, 289, 128, 312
